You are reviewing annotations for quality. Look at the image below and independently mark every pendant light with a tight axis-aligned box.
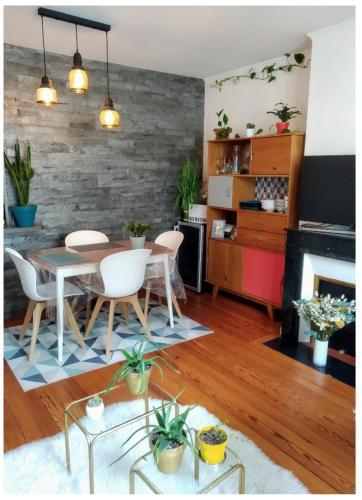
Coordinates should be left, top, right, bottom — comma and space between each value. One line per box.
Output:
69, 24, 88, 93
36, 16, 58, 106
99, 31, 120, 129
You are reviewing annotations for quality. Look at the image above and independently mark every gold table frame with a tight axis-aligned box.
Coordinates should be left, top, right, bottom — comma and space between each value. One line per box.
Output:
63, 381, 179, 494
129, 429, 245, 494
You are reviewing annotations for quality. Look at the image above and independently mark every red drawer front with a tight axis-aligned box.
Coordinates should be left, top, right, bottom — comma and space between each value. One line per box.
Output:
242, 247, 285, 305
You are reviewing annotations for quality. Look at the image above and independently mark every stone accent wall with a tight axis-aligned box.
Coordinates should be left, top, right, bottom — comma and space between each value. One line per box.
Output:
4, 43, 204, 319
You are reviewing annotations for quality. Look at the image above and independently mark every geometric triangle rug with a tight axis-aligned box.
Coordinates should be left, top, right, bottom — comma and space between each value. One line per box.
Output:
4, 300, 213, 392
3, 399, 309, 494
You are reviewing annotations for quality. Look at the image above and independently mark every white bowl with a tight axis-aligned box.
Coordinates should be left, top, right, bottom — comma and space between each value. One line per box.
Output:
261, 200, 275, 212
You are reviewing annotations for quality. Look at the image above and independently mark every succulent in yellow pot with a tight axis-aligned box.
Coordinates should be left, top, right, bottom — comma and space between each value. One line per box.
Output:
197, 423, 228, 464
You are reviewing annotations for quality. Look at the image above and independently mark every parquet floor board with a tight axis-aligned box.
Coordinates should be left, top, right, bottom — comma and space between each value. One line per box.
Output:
3, 290, 355, 493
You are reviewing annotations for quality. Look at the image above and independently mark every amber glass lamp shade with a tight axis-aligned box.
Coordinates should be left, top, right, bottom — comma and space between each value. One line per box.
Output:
99, 97, 120, 128
36, 75, 58, 106
69, 52, 88, 93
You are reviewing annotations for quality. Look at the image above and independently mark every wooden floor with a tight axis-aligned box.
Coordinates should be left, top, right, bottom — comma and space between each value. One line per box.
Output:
4, 290, 355, 493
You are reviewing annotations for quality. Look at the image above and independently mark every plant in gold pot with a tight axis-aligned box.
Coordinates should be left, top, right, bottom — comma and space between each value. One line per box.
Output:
111, 398, 197, 474
106, 340, 178, 395
124, 221, 151, 249
197, 421, 228, 464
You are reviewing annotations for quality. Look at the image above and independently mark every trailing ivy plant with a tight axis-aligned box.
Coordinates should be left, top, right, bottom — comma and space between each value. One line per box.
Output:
211, 53, 310, 91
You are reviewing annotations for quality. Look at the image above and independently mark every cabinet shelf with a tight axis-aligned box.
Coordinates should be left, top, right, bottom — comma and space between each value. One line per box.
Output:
238, 209, 287, 217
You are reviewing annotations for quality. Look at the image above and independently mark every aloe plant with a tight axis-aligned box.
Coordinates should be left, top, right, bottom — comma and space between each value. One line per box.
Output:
110, 396, 197, 466
4, 140, 34, 206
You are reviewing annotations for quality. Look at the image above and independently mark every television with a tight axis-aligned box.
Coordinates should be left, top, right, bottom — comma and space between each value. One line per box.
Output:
298, 155, 355, 227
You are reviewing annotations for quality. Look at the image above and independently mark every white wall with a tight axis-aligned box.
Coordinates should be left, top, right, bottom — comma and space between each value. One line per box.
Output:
304, 19, 355, 155
203, 51, 311, 174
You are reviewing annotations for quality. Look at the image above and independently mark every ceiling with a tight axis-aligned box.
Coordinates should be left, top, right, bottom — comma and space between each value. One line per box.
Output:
4, 5, 355, 78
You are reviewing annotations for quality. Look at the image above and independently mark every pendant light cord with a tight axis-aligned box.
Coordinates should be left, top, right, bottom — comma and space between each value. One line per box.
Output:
41, 16, 47, 76
106, 31, 110, 98
75, 24, 79, 52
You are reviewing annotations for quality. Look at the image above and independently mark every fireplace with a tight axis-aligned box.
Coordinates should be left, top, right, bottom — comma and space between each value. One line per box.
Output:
281, 229, 355, 345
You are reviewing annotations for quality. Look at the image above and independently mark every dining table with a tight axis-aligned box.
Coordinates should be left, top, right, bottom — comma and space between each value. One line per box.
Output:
28, 240, 174, 362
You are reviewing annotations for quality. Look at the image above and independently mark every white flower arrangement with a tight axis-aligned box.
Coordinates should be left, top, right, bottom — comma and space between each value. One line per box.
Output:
293, 292, 355, 341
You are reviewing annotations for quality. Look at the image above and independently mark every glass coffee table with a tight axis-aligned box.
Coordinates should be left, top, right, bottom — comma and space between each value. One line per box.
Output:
63, 380, 181, 494
129, 429, 245, 494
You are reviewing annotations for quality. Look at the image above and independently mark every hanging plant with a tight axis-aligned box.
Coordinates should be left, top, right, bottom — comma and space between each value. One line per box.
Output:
211, 53, 310, 91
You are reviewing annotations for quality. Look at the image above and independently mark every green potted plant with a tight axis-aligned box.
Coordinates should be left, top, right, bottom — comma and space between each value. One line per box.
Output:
85, 394, 104, 420
111, 398, 197, 474
106, 339, 179, 395
214, 109, 232, 139
267, 102, 302, 133
245, 123, 263, 137
174, 158, 202, 221
197, 421, 228, 465
124, 221, 151, 249
294, 292, 355, 367
4, 139, 36, 227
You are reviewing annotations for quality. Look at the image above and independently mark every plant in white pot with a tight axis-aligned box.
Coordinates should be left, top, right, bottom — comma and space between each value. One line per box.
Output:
124, 221, 151, 249
85, 394, 104, 419
294, 292, 355, 367
4, 139, 36, 227
111, 397, 197, 474
245, 123, 263, 137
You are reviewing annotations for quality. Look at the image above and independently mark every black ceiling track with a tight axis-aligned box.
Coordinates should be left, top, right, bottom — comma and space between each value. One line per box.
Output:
38, 7, 111, 32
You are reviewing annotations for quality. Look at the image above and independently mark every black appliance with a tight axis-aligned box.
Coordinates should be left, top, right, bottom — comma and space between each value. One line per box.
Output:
298, 155, 355, 226
175, 221, 206, 292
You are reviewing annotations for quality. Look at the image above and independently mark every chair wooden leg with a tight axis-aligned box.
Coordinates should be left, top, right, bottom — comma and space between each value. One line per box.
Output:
157, 294, 163, 305
212, 285, 219, 299
120, 302, 129, 326
85, 299, 92, 329
130, 295, 152, 340
20, 300, 36, 341
266, 303, 274, 321
106, 299, 116, 359
28, 302, 45, 362
85, 296, 105, 337
64, 300, 85, 348
171, 291, 182, 319
144, 283, 151, 321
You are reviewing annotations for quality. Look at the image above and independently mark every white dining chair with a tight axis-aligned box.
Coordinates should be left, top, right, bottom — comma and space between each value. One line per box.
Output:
65, 230, 109, 326
65, 230, 109, 247
144, 230, 184, 320
5, 248, 85, 362
85, 249, 152, 358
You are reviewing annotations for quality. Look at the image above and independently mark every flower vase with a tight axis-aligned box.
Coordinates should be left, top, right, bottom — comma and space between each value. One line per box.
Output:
313, 339, 329, 367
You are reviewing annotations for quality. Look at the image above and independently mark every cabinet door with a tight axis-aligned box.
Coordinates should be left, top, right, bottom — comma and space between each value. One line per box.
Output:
242, 247, 285, 305
207, 239, 228, 286
225, 244, 243, 293
208, 176, 233, 208
251, 136, 292, 175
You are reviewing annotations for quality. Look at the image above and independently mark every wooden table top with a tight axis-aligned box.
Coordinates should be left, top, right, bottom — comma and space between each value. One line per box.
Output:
28, 240, 172, 271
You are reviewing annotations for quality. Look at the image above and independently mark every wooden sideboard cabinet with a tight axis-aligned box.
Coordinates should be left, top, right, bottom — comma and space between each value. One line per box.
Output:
206, 132, 305, 319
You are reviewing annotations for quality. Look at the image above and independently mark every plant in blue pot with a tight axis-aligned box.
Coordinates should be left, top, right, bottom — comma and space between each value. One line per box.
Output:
4, 139, 37, 227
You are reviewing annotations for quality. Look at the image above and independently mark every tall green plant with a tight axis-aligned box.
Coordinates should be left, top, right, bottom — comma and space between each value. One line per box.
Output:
4, 140, 34, 206
267, 102, 302, 122
174, 158, 202, 216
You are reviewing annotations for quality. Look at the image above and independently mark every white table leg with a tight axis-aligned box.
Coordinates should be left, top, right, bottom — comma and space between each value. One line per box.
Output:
56, 269, 65, 362
163, 254, 174, 328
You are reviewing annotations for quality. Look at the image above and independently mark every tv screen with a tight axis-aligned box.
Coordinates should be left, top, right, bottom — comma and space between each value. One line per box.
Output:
298, 155, 355, 227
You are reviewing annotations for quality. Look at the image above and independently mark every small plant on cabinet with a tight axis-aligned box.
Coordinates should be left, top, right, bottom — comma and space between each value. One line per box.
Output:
267, 102, 301, 133
214, 109, 232, 139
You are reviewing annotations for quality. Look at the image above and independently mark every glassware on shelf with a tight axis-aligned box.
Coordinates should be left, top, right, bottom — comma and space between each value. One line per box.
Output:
240, 144, 250, 174
216, 157, 232, 174
232, 145, 240, 174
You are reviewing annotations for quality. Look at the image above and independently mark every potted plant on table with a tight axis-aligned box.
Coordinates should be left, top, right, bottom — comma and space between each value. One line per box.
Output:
294, 292, 355, 367
266, 102, 301, 133
174, 157, 202, 221
4, 139, 36, 227
86, 394, 104, 420
124, 221, 151, 249
197, 421, 228, 465
111, 398, 197, 474
214, 109, 232, 139
106, 339, 179, 395
245, 123, 263, 137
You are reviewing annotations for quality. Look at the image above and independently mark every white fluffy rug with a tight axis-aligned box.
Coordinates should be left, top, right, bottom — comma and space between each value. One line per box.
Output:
4, 399, 308, 494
